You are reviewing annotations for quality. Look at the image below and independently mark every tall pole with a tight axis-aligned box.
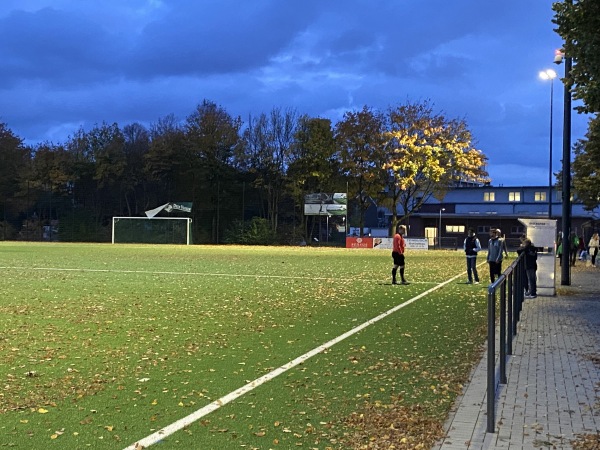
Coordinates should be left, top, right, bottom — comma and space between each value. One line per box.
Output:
438, 210, 441, 249
549, 77, 554, 218
346, 181, 349, 236
540, 69, 557, 218
560, 54, 572, 285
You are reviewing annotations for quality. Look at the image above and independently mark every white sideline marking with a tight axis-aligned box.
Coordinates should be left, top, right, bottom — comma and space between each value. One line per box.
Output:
0, 266, 440, 283
0, 266, 350, 281
0, 265, 334, 280
122, 270, 467, 449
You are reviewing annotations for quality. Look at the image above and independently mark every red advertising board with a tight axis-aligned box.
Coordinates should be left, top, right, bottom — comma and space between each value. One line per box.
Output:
345, 237, 374, 249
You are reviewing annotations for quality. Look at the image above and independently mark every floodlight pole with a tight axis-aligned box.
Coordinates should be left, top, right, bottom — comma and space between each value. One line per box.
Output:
560, 54, 572, 285
539, 69, 557, 218
548, 76, 555, 219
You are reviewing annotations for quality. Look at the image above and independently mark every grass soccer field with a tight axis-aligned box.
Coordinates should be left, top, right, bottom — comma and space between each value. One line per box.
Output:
0, 242, 495, 449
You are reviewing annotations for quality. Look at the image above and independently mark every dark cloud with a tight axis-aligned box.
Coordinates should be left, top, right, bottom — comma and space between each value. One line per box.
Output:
126, 1, 322, 78
0, 8, 125, 87
0, 0, 589, 185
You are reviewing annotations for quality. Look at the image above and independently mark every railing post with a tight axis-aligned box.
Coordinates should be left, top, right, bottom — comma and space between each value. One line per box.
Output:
507, 272, 513, 355
487, 286, 496, 433
517, 258, 525, 319
486, 253, 525, 434
499, 281, 507, 384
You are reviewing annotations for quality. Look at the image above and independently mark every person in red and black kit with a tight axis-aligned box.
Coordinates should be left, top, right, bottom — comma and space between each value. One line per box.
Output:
392, 224, 410, 285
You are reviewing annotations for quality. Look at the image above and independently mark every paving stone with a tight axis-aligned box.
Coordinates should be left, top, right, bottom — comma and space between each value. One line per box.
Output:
433, 267, 600, 450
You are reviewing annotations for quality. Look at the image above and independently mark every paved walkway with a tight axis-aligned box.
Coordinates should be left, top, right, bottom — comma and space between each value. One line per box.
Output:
433, 264, 600, 450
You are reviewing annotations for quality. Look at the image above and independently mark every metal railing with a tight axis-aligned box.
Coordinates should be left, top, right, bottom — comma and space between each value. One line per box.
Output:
486, 252, 526, 433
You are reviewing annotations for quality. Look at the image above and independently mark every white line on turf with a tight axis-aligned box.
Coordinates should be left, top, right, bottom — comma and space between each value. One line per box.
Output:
0, 266, 441, 283
122, 269, 467, 449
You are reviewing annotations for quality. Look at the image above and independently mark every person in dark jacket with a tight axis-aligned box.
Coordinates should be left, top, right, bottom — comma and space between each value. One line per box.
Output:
517, 238, 538, 298
569, 232, 579, 266
463, 228, 481, 284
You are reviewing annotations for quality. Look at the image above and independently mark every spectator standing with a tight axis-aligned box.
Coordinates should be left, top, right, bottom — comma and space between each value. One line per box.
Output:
570, 232, 580, 266
517, 238, 538, 298
589, 233, 600, 266
487, 228, 507, 284
463, 228, 481, 284
578, 235, 587, 260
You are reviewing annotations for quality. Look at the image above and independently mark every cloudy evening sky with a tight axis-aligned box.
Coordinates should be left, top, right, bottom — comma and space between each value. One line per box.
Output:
0, 0, 589, 186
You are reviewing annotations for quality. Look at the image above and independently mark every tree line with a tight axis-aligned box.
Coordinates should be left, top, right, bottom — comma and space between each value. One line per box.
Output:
0, 99, 489, 244
553, 0, 600, 210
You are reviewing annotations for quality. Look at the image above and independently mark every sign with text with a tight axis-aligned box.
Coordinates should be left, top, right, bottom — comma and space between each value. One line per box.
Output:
304, 193, 347, 216
346, 237, 429, 250
345, 237, 373, 248
517, 218, 557, 250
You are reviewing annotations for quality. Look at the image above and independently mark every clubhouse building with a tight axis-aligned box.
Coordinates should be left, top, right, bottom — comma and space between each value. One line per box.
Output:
371, 185, 599, 250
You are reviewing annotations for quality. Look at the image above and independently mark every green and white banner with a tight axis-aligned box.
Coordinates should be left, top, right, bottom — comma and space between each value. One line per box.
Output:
145, 202, 193, 218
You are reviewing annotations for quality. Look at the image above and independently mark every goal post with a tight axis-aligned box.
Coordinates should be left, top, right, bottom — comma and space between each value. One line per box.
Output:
112, 217, 193, 245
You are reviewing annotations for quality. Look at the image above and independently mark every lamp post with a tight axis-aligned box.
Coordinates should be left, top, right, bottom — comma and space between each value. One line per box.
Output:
438, 208, 445, 249
539, 68, 557, 218
554, 47, 572, 285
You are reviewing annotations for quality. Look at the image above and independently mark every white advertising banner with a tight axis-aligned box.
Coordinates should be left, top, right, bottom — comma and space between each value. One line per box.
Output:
372, 237, 429, 250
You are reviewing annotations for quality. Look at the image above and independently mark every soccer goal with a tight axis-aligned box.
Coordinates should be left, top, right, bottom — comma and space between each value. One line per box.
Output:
112, 217, 193, 245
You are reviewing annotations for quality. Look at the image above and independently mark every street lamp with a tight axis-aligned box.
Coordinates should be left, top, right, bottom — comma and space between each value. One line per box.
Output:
554, 47, 572, 285
438, 208, 445, 249
539, 68, 557, 218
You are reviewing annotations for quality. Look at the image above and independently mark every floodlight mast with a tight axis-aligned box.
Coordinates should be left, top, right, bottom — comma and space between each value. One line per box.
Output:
539, 68, 557, 219
554, 47, 572, 285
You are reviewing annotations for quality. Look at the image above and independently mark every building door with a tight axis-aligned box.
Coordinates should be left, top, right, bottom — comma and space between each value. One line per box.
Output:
425, 227, 437, 247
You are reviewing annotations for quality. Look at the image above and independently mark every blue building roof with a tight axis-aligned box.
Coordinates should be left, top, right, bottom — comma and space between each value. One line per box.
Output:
384, 185, 599, 220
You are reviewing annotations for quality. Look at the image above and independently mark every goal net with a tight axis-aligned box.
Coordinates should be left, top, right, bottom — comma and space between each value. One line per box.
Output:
112, 217, 192, 245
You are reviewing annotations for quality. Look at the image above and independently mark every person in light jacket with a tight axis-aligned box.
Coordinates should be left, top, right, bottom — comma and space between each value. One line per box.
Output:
487, 228, 507, 283
589, 232, 600, 266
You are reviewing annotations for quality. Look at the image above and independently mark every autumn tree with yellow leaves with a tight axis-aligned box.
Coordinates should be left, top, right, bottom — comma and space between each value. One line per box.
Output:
381, 101, 489, 232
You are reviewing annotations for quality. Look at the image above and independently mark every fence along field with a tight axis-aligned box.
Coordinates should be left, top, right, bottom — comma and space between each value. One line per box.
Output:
0, 242, 489, 449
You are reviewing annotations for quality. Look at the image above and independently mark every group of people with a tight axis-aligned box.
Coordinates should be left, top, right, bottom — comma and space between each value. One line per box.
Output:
556, 231, 600, 266
574, 232, 600, 266
463, 228, 514, 280
390, 224, 539, 298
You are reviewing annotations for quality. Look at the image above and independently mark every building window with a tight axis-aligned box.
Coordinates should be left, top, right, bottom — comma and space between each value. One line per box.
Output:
511, 226, 525, 235
508, 191, 521, 202
534, 191, 547, 202
556, 190, 574, 201
445, 225, 465, 233
478, 226, 491, 234
484, 192, 495, 202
